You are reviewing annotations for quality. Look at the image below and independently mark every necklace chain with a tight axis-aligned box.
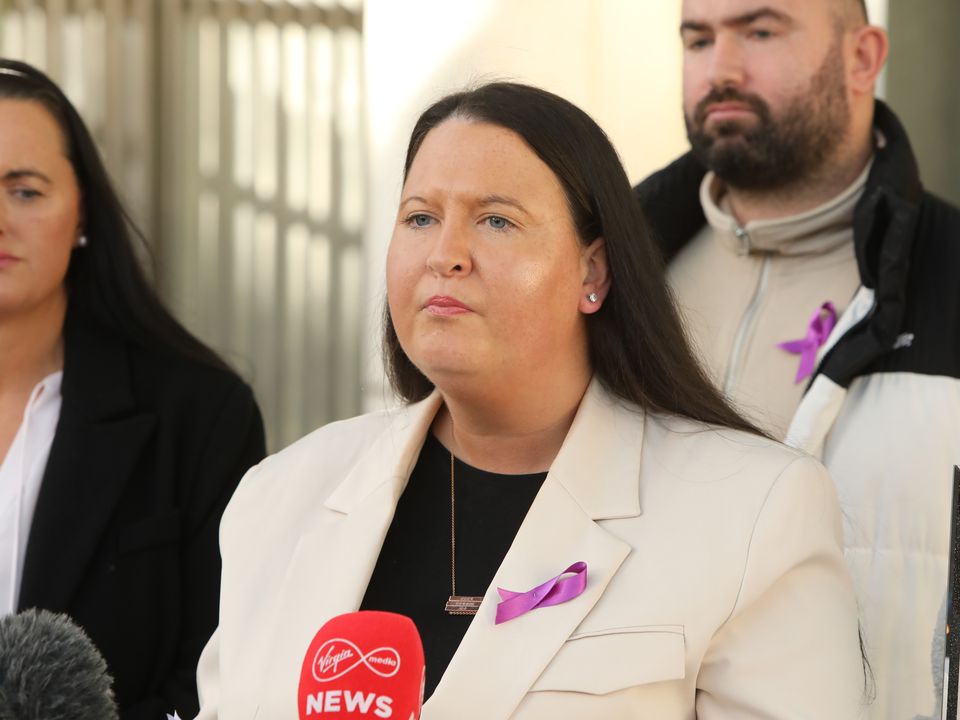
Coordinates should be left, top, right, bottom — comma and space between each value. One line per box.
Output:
450, 449, 456, 598
445, 449, 484, 615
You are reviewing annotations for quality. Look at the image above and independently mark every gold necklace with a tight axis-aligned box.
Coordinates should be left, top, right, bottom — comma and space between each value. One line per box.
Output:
444, 449, 484, 616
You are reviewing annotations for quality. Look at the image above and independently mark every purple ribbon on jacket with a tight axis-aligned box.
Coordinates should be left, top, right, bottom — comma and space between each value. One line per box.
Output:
495, 562, 588, 625
777, 302, 838, 384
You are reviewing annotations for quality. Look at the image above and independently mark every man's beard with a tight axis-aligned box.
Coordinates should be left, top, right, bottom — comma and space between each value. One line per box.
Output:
684, 35, 851, 191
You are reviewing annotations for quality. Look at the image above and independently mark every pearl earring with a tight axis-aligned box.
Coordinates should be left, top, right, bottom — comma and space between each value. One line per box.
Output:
587, 292, 598, 303
77, 235, 89, 248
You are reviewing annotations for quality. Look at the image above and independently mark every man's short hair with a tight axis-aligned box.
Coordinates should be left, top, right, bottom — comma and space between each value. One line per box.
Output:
836, 0, 868, 28
850, 0, 869, 23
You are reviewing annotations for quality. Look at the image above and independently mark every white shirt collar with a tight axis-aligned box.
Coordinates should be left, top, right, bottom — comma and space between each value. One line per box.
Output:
0, 371, 64, 614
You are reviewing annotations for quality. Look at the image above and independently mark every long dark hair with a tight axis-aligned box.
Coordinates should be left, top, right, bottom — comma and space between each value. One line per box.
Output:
0, 58, 228, 371
384, 82, 762, 437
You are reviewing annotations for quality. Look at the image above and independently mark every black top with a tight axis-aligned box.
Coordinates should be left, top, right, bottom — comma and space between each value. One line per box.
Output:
361, 433, 547, 700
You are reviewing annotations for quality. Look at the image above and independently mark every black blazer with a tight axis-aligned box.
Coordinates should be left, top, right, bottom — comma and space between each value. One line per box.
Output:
17, 311, 266, 719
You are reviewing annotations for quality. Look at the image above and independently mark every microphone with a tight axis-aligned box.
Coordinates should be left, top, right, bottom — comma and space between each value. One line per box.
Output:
298, 611, 424, 719
0, 608, 118, 720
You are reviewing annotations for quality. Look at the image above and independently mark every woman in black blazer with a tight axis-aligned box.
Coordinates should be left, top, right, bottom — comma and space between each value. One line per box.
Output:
0, 59, 265, 718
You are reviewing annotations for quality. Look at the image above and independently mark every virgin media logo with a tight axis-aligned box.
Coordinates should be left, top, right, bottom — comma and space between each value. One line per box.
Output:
311, 638, 401, 682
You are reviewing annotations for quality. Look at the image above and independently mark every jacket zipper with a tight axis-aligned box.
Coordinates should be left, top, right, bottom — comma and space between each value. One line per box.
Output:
723, 227, 770, 396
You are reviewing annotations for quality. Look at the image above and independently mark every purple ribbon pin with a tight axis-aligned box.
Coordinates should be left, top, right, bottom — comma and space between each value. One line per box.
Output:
495, 562, 588, 625
777, 302, 838, 384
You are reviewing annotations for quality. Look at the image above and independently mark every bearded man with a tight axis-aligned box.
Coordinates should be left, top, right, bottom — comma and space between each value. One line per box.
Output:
634, 0, 960, 717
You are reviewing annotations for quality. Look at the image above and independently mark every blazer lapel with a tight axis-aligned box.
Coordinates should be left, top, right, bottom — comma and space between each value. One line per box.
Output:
254, 394, 443, 714
424, 381, 642, 720
18, 315, 155, 612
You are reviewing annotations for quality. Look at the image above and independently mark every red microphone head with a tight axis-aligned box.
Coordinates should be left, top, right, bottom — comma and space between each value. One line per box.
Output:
298, 611, 425, 720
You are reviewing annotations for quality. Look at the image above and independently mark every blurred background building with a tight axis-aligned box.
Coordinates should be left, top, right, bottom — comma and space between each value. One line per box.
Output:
0, 0, 954, 450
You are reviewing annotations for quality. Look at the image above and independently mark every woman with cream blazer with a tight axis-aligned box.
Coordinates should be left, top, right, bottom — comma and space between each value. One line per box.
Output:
197, 381, 863, 718
197, 82, 865, 719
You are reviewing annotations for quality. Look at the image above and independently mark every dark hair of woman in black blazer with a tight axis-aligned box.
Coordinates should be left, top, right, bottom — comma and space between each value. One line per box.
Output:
0, 58, 265, 718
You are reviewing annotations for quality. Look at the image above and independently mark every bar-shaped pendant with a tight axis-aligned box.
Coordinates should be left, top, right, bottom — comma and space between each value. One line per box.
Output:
445, 595, 484, 615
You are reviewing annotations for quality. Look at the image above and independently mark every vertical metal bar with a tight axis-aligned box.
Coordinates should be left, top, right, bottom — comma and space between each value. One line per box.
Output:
132, 0, 157, 246
291, 18, 310, 439
159, 0, 200, 327
330, 26, 351, 420
155, 0, 185, 302
228, 9, 253, 366
25, 0, 47, 68
0, 5, 23, 58
214, 0, 236, 358
304, 24, 330, 432
312, 23, 334, 426
252, 15, 280, 447
77, 0, 102, 145
102, 0, 123, 174
195, 2, 219, 345
180, 0, 201, 332
274, 19, 293, 447
44, 0, 65, 78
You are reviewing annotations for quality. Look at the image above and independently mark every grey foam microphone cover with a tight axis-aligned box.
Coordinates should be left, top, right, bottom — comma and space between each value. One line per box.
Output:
0, 609, 118, 720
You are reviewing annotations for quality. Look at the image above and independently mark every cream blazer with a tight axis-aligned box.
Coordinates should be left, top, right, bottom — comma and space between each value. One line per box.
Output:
196, 380, 865, 719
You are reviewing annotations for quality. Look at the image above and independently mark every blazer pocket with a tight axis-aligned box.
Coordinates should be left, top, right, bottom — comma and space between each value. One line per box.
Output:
530, 625, 686, 695
116, 510, 182, 555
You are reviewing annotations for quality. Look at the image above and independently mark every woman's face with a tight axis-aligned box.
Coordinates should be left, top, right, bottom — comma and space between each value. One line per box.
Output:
0, 99, 81, 320
387, 119, 604, 390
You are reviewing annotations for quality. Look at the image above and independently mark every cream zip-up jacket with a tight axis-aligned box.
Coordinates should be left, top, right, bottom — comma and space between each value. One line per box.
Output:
668, 166, 867, 439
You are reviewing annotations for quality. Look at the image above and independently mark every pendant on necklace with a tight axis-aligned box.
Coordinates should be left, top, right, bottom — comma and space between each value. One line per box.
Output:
445, 595, 484, 615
